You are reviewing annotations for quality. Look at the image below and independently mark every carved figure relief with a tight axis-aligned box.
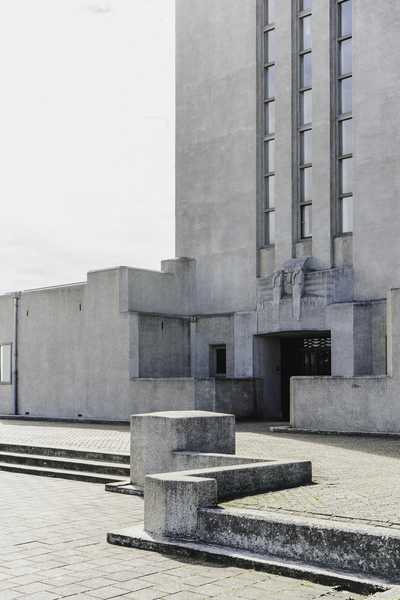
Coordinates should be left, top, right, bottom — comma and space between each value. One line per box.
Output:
292, 266, 305, 321
272, 270, 284, 321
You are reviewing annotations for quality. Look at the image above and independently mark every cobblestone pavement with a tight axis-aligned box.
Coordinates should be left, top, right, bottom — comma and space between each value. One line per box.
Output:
1, 471, 367, 600
0, 420, 130, 453
231, 423, 400, 529
1, 419, 399, 598
1, 419, 400, 527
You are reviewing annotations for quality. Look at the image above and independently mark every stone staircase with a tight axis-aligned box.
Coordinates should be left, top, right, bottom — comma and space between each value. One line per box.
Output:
0, 443, 130, 484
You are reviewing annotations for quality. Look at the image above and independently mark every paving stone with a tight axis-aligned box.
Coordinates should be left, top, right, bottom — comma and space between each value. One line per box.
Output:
0, 420, 379, 600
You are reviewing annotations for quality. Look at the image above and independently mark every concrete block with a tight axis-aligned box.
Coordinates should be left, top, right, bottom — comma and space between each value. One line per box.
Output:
144, 473, 217, 539
144, 459, 311, 540
130, 411, 235, 486
199, 507, 400, 582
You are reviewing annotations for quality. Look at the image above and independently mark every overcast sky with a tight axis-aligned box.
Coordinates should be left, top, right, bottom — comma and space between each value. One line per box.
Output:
0, 0, 175, 296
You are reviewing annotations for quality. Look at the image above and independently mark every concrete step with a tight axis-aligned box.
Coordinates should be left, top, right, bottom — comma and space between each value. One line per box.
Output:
0, 461, 129, 484
0, 451, 130, 477
0, 443, 130, 464
0, 444, 130, 484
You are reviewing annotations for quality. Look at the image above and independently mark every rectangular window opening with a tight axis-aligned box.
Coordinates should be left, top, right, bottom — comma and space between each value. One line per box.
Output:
210, 346, 227, 377
0, 344, 12, 384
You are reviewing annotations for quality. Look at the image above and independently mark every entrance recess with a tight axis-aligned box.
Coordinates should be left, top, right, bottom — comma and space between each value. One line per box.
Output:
281, 336, 331, 419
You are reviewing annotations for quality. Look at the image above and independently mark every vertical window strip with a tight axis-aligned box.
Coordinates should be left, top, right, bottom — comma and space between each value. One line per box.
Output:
263, 0, 275, 245
299, 0, 312, 239
337, 0, 353, 233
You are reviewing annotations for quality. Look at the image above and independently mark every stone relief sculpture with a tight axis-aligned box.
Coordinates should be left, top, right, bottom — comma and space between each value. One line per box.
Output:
272, 270, 284, 321
292, 266, 305, 321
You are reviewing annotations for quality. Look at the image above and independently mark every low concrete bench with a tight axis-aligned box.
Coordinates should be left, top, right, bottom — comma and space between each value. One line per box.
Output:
129, 411, 312, 540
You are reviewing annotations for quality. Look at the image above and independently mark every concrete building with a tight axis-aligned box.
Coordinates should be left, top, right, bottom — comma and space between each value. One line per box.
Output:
1, 0, 399, 430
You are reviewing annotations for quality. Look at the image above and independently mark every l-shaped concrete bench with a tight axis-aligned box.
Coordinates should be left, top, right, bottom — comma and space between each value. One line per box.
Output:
107, 411, 400, 588
117, 411, 312, 539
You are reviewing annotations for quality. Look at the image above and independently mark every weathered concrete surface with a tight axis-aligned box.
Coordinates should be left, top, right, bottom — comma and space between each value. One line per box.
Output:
199, 507, 400, 583
144, 459, 311, 539
291, 288, 400, 433
176, 0, 258, 314
130, 410, 236, 487
108, 525, 386, 596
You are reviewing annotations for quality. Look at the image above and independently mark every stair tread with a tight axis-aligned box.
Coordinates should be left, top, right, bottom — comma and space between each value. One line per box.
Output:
0, 450, 129, 469
0, 461, 126, 482
0, 443, 130, 463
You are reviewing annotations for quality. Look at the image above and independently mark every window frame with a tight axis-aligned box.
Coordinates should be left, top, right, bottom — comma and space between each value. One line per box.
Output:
298, 1, 313, 240
336, 0, 353, 235
209, 345, 227, 378
262, 0, 276, 247
0, 343, 12, 385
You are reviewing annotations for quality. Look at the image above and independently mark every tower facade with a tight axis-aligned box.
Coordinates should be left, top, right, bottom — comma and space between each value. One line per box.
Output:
175, 0, 400, 419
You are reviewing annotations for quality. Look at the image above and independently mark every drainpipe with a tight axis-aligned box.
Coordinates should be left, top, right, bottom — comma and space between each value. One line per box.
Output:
12, 292, 21, 416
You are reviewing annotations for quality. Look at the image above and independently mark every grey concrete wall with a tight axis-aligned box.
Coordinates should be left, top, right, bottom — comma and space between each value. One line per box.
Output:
119, 258, 196, 316
137, 315, 190, 378
352, 0, 400, 301
189, 315, 234, 379
175, 0, 258, 313
372, 301, 387, 376
17, 283, 87, 418
214, 378, 260, 419
83, 268, 132, 420
234, 312, 258, 378
291, 288, 400, 433
310, 0, 333, 270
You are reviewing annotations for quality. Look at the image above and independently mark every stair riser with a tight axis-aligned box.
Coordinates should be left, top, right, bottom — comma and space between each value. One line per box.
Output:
0, 444, 130, 464
0, 454, 129, 476
0, 464, 123, 484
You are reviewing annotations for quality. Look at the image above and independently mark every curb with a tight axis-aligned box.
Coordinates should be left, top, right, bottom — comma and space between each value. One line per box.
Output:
107, 526, 390, 596
270, 426, 400, 438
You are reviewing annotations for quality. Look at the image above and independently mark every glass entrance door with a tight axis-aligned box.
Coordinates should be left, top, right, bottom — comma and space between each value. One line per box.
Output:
280, 336, 331, 419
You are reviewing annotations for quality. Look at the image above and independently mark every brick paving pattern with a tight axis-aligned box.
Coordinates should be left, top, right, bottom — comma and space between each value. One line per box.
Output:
0, 420, 130, 453
1, 470, 367, 599
1, 418, 399, 598
232, 423, 400, 529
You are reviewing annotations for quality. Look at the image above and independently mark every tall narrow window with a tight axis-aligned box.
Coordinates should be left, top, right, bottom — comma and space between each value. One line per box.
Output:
299, 0, 312, 238
0, 344, 12, 384
337, 0, 353, 233
263, 0, 276, 245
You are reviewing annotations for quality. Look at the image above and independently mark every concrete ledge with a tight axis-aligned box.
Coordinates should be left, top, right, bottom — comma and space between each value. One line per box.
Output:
199, 507, 400, 583
107, 525, 389, 596
104, 481, 143, 495
270, 426, 400, 438
144, 460, 311, 538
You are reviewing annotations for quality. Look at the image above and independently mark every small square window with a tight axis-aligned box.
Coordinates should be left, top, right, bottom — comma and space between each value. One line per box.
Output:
210, 346, 227, 377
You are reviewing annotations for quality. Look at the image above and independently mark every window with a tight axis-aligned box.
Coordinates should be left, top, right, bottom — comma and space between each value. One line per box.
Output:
299, 0, 312, 239
263, 0, 276, 245
337, 0, 353, 233
210, 345, 227, 377
0, 344, 12, 384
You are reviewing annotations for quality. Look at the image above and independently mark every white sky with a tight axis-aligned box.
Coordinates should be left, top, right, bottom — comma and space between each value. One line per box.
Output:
0, 0, 175, 295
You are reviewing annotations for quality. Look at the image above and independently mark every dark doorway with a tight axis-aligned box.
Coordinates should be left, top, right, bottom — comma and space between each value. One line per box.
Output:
280, 335, 331, 419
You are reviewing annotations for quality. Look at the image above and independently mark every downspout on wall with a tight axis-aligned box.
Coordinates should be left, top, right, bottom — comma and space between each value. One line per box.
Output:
12, 292, 21, 415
